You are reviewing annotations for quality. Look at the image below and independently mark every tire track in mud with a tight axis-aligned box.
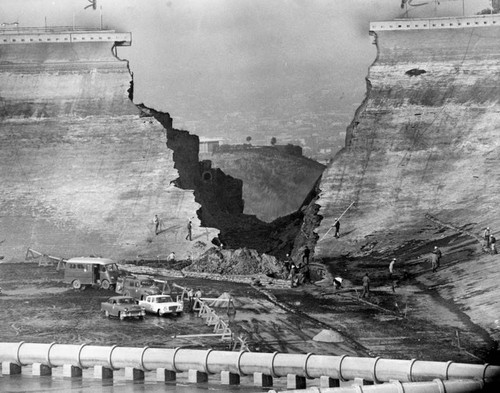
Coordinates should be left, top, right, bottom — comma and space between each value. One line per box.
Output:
251, 285, 371, 356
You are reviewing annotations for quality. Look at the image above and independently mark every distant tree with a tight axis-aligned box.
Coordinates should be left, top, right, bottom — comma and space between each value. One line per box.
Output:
246, 136, 252, 143
477, 0, 499, 14
270, 137, 277, 146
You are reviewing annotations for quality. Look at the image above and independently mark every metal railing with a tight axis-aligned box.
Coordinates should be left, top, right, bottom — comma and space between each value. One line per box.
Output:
0, 26, 114, 34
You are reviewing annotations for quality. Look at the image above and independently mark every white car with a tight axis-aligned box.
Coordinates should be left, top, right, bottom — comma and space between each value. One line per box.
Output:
138, 295, 183, 316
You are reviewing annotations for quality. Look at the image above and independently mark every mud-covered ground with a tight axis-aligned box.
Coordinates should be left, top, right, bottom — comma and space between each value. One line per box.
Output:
0, 263, 259, 349
285, 230, 500, 364
0, 262, 355, 355
0, 231, 498, 366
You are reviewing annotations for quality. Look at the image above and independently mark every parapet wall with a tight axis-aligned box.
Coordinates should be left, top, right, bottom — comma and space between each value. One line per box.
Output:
370, 14, 500, 31
0, 30, 131, 45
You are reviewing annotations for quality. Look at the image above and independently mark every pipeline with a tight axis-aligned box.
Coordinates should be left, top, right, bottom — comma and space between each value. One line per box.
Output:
271, 379, 485, 393
0, 342, 499, 386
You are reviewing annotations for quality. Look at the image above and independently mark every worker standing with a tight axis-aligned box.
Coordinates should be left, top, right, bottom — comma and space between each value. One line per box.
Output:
433, 246, 442, 268
153, 214, 160, 235
361, 273, 370, 298
302, 246, 310, 265
430, 252, 439, 273
290, 264, 298, 288
484, 227, 491, 248
490, 235, 497, 254
334, 218, 340, 238
186, 220, 192, 241
389, 258, 396, 292
187, 288, 194, 312
389, 258, 395, 277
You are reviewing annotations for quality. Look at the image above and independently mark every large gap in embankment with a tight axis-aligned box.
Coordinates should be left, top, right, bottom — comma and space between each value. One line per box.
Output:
134, 104, 324, 260
117, 46, 326, 261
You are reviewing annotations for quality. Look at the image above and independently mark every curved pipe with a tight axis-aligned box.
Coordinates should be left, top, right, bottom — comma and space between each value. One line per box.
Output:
1, 342, 499, 385
273, 378, 485, 393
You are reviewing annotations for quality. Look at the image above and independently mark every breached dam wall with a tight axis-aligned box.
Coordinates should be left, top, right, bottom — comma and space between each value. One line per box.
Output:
313, 15, 500, 342
0, 32, 218, 262
316, 15, 500, 255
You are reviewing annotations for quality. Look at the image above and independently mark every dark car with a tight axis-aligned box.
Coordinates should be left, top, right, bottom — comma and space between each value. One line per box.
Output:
101, 296, 146, 320
115, 275, 161, 300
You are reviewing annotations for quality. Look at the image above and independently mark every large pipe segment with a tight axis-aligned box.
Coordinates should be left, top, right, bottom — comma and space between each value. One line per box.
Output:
272, 379, 486, 393
204, 350, 246, 375
1, 342, 499, 387
139, 347, 177, 371
103, 346, 151, 371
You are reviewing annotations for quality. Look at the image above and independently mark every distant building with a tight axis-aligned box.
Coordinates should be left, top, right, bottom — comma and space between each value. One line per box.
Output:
199, 138, 222, 154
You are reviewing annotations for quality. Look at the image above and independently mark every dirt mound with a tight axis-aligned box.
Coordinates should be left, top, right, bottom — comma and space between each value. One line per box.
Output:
186, 247, 286, 277
312, 329, 344, 343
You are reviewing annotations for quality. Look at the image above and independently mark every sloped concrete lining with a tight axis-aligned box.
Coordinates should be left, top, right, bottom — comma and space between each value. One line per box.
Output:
308, 13, 500, 355
0, 28, 219, 261
315, 14, 500, 256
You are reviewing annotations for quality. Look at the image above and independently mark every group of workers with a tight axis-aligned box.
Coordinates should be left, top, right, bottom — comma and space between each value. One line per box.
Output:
184, 287, 203, 312
153, 214, 192, 241
285, 253, 311, 288
483, 227, 497, 254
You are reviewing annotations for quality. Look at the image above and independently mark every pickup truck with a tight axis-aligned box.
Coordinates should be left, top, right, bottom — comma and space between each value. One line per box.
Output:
138, 294, 183, 316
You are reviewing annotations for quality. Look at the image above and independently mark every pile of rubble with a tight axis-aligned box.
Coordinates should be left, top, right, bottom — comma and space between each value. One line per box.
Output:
185, 247, 287, 278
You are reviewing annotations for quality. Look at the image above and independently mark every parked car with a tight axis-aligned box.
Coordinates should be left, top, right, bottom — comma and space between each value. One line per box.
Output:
115, 275, 161, 300
101, 296, 146, 320
138, 295, 183, 316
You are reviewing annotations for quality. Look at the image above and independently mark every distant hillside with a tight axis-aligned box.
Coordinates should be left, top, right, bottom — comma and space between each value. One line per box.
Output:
202, 145, 325, 222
